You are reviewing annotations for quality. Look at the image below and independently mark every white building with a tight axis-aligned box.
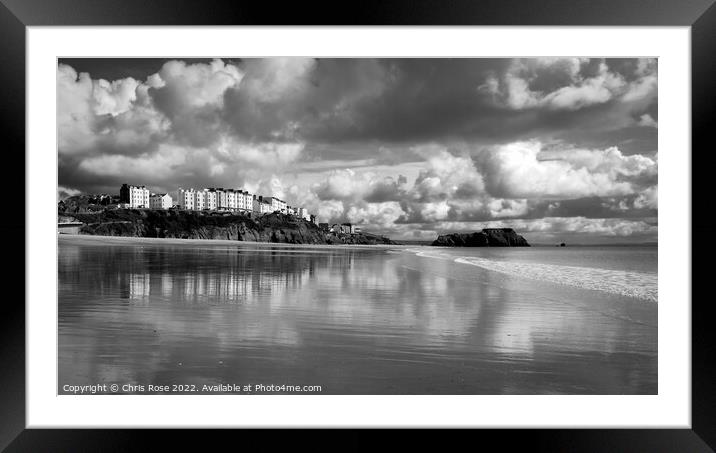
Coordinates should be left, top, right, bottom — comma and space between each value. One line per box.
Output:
207, 188, 227, 210
233, 190, 244, 211
240, 190, 253, 211
172, 185, 311, 218
253, 195, 273, 214
217, 189, 228, 210
120, 184, 150, 208
177, 188, 196, 210
229, 189, 253, 212
264, 197, 287, 213
226, 189, 238, 210
206, 190, 217, 210
297, 207, 310, 220
149, 193, 173, 210
196, 190, 207, 210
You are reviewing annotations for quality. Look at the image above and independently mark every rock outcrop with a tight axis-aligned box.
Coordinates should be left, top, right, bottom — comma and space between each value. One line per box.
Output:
431, 228, 530, 247
70, 209, 397, 245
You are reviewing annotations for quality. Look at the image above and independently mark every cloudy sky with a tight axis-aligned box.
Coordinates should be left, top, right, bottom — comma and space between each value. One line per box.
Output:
57, 58, 657, 243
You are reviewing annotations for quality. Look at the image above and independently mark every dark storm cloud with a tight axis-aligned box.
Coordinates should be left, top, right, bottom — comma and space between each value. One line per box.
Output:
58, 57, 658, 162
214, 58, 657, 148
58, 58, 242, 82
558, 125, 657, 156
298, 59, 511, 143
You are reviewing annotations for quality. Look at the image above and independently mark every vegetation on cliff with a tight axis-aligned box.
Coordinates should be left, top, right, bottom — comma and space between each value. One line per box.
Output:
63, 209, 397, 245
58, 194, 118, 213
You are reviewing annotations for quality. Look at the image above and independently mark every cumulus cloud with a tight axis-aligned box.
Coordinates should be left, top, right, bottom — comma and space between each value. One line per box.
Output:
486, 198, 530, 218
316, 199, 345, 222
224, 140, 304, 169
389, 141, 657, 228
477, 141, 656, 199
346, 202, 405, 229
247, 139, 659, 238
365, 175, 408, 203
637, 114, 658, 128
92, 78, 141, 116
412, 149, 485, 202
314, 169, 408, 202
480, 58, 657, 111
154, 59, 243, 109
250, 175, 288, 199
59, 64, 169, 157
59, 59, 244, 156
633, 185, 658, 209
314, 169, 367, 200
622, 58, 658, 104
58, 59, 306, 195
78, 144, 188, 180
57, 64, 105, 154
239, 58, 315, 102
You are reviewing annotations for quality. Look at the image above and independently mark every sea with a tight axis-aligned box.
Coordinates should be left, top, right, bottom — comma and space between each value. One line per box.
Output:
58, 236, 657, 395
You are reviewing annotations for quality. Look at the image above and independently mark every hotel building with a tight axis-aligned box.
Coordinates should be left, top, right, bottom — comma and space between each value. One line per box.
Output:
120, 184, 150, 208
206, 189, 218, 210
263, 197, 288, 213
195, 190, 206, 210
167, 185, 313, 220
253, 195, 274, 214
177, 188, 196, 210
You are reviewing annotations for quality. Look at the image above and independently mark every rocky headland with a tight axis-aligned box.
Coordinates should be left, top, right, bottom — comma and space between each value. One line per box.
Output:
431, 228, 530, 247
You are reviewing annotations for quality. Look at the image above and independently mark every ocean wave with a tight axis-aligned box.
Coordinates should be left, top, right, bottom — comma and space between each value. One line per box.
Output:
453, 256, 657, 302
405, 249, 657, 302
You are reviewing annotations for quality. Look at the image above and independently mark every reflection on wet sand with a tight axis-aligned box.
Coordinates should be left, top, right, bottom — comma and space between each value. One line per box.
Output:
59, 237, 657, 394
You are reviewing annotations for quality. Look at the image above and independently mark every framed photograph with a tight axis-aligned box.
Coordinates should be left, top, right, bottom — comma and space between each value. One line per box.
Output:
5, 0, 714, 449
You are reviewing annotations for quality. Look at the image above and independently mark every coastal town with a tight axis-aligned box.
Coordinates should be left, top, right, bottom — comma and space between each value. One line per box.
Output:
58, 183, 364, 237
117, 183, 360, 235
59, 184, 533, 246
120, 184, 313, 220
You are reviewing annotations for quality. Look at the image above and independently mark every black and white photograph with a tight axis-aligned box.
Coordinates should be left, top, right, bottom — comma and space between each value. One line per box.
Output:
57, 57, 658, 395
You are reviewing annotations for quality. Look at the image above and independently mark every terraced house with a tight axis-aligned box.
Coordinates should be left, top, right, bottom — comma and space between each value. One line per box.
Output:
171, 185, 312, 220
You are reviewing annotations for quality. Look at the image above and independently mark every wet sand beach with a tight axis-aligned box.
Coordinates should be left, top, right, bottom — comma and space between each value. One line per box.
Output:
58, 235, 657, 394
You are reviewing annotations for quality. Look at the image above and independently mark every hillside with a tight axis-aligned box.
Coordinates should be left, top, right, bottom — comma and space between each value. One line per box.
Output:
63, 209, 397, 245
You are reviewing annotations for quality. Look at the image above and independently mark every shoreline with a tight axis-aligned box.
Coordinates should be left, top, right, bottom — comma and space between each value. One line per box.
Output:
58, 233, 414, 251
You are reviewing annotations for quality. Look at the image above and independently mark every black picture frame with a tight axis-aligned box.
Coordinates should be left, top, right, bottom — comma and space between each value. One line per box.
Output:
3, 0, 713, 450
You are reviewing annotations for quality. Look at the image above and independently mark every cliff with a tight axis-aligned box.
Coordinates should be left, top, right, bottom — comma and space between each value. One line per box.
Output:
67, 209, 397, 245
431, 228, 530, 247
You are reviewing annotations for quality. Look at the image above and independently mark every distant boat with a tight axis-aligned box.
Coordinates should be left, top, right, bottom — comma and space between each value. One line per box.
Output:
559, 242, 566, 247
